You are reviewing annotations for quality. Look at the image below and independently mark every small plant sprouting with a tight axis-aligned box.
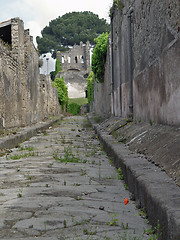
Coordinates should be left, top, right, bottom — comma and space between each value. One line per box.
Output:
19, 145, 34, 151
17, 193, 22, 198
53, 146, 81, 163
17, 189, 23, 198
9, 152, 36, 160
60, 134, 66, 144
74, 195, 83, 201
121, 222, 129, 230
109, 213, 119, 226
63, 219, 67, 228
139, 207, 147, 219
117, 167, 124, 180
27, 175, 32, 180
83, 227, 97, 236
149, 119, 153, 126
81, 168, 87, 176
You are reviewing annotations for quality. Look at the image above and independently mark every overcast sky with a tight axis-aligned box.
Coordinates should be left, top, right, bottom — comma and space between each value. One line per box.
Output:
1, 0, 113, 45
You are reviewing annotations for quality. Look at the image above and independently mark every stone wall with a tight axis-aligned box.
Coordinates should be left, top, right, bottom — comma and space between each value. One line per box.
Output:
56, 42, 91, 99
57, 41, 90, 72
94, 0, 180, 125
113, 0, 180, 125
0, 18, 61, 129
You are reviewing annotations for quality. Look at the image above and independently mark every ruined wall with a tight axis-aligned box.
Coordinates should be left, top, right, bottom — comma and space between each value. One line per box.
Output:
56, 41, 91, 98
57, 41, 90, 72
0, 18, 61, 129
108, 0, 180, 125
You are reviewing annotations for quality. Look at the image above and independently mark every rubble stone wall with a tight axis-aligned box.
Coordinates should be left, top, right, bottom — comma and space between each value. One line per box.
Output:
0, 18, 61, 129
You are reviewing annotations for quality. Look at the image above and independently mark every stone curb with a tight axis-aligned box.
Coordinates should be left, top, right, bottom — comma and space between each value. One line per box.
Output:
87, 114, 180, 240
0, 116, 63, 150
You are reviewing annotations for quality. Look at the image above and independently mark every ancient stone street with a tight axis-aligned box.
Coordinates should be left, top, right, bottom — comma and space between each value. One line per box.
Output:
0, 116, 154, 240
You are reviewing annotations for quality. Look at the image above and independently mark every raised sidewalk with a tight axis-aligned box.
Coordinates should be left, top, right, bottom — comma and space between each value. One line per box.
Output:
88, 114, 180, 240
0, 117, 62, 150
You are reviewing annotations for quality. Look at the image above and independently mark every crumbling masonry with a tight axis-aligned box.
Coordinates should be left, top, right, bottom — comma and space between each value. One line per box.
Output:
56, 42, 91, 98
0, 18, 61, 129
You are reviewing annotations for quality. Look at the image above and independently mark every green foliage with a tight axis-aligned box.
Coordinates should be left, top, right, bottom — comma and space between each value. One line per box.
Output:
114, 0, 124, 10
52, 77, 68, 109
117, 167, 124, 180
67, 102, 81, 115
87, 72, 94, 105
55, 58, 62, 74
67, 98, 88, 115
68, 98, 88, 105
91, 32, 109, 83
53, 146, 81, 163
50, 59, 62, 81
36, 11, 110, 55
109, 0, 124, 18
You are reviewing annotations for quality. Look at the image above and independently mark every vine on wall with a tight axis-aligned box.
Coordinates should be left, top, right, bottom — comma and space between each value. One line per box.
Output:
87, 71, 94, 106
91, 32, 109, 83
109, 0, 124, 18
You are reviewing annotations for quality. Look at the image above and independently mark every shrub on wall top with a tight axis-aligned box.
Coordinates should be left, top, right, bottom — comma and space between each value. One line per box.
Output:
91, 32, 109, 83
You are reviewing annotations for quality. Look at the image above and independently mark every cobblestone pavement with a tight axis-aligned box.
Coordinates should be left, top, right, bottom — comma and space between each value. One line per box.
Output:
0, 116, 156, 240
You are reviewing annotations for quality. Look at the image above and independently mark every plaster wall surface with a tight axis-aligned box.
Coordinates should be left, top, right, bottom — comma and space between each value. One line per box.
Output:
99, 0, 180, 125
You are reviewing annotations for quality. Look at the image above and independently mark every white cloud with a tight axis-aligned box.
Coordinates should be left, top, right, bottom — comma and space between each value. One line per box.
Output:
0, 0, 113, 45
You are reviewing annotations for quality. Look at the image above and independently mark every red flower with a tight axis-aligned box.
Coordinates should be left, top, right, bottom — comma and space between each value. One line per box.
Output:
124, 198, 129, 205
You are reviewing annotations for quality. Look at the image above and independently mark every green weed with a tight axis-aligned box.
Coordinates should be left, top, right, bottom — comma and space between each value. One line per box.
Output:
19, 145, 34, 151
149, 119, 153, 126
53, 146, 81, 163
121, 222, 129, 230
9, 152, 36, 160
117, 167, 124, 180
107, 213, 119, 226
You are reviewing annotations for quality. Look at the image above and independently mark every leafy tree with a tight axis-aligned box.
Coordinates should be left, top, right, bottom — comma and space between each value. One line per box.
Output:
91, 32, 109, 83
37, 11, 110, 55
52, 77, 68, 110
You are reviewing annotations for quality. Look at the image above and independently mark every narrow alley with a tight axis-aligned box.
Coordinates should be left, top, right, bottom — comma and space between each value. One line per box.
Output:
0, 116, 155, 240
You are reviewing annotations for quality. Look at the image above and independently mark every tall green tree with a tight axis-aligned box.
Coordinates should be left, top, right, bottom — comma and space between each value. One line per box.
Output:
37, 11, 110, 55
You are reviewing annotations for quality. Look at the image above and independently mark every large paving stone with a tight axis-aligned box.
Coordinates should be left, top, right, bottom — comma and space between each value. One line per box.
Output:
0, 116, 155, 239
